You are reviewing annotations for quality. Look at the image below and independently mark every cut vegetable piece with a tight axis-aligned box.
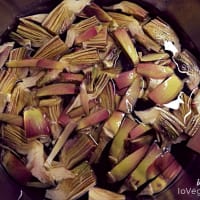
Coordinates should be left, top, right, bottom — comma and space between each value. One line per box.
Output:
7, 83, 31, 114
107, 145, 148, 183
136, 63, 174, 79
0, 69, 18, 94
154, 107, 185, 140
99, 80, 117, 112
107, 12, 143, 35
2, 151, 32, 185
1, 125, 27, 150
16, 18, 53, 47
80, 81, 89, 115
60, 134, 96, 169
66, 16, 100, 47
89, 131, 111, 164
118, 74, 142, 113
113, 28, 139, 65
83, 2, 114, 24
60, 72, 84, 83
22, 71, 45, 88
40, 97, 63, 140
148, 74, 183, 104
36, 83, 77, 97
0, 42, 14, 68
104, 1, 148, 20
24, 107, 50, 139
10, 32, 31, 47
141, 159, 182, 196
103, 111, 125, 139
89, 187, 125, 200
77, 108, 110, 130
0, 113, 23, 126
34, 36, 68, 59
128, 143, 161, 190
129, 123, 151, 140
60, 48, 100, 66
143, 19, 181, 53
45, 162, 96, 200
42, 0, 91, 34
134, 33, 161, 52
0, 92, 10, 113
23, 13, 47, 24
140, 53, 170, 62
114, 70, 136, 90
75, 25, 101, 44
82, 25, 108, 50
45, 121, 77, 167
9, 47, 30, 79
109, 117, 137, 164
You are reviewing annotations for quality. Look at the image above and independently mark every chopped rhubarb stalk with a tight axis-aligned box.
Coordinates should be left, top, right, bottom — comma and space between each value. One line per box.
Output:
23, 13, 47, 24
24, 107, 50, 139
60, 48, 100, 66
103, 111, 125, 139
17, 18, 53, 47
0, 93, 10, 113
2, 151, 32, 185
39, 97, 63, 140
128, 143, 162, 190
118, 74, 142, 113
45, 162, 96, 200
58, 100, 96, 126
45, 121, 77, 167
0, 69, 18, 94
129, 123, 151, 140
136, 63, 174, 79
0, 113, 23, 126
36, 83, 77, 97
83, 25, 108, 50
0, 42, 14, 68
66, 16, 100, 47
22, 71, 45, 88
109, 117, 137, 164
141, 159, 182, 195
75, 25, 100, 44
134, 33, 161, 53
99, 80, 116, 112
107, 145, 149, 183
6, 83, 31, 115
34, 36, 68, 59
60, 134, 96, 169
80, 81, 90, 115
60, 72, 84, 83
114, 70, 136, 90
148, 74, 183, 105
2, 125, 27, 150
6, 59, 40, 68
84, 3, 114, 24
140, 53, 170, 62
77, 108, 110, 130
104, 1, 148, 20
89, 187, 125, 200
42, 0, 91, 34
113, 28, 139, 65
143, 19, 181, 53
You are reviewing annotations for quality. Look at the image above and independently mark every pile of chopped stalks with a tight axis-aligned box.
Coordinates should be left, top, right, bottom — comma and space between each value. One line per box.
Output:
0, 0, 200, 199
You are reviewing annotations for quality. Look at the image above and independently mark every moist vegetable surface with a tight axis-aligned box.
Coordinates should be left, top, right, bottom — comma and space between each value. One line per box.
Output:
0, 0, 200, 199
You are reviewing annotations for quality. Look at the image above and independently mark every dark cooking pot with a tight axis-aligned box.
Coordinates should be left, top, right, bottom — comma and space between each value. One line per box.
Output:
0, 0, 200, 200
